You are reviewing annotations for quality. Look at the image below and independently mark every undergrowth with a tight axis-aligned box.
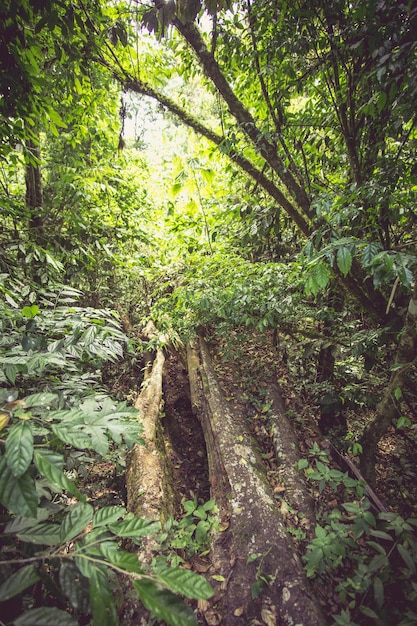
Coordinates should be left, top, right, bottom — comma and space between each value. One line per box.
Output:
300, 443, 417, 626
0, 278, 213, 626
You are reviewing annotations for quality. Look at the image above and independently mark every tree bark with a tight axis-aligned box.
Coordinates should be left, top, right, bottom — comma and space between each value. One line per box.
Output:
25, 138, 44, 244
188, 337, 327, 625
360, 273, 417, 485
126, 345, 176, 523
266, 383, 317, 537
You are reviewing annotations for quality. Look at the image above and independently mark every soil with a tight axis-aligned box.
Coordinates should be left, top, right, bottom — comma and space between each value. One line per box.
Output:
162, 355, 211, 506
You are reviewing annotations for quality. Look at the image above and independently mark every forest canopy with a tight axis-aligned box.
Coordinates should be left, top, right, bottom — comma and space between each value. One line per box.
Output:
1, 1, 417, 625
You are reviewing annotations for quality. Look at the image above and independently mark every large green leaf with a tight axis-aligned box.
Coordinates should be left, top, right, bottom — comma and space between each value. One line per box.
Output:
5, 421, 34, 477
60, 502, 94, 543
0, 457, 38, 517
93, 505, 126, 527
33, 449, 84, 500
89, 566, 118, 626
109, 514, 160, 538
99, 542, 143, 573
336, 246, 353, 277
14, 607, 79, 626
23, 392, 60, 408
156, 566, 214, 600
134, 579, 197, 626
59, 561, 90, 612
16, 522, 61, 545
0, 565, 40, 602
51, 423, 93, 450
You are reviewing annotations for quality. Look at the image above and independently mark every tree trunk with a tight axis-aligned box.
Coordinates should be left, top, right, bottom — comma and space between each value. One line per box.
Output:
188, 337, 327, 625
25, 138, 44, 243
266, 383, 317, 537
126, 345, 176, 524
360, 273, 417, 485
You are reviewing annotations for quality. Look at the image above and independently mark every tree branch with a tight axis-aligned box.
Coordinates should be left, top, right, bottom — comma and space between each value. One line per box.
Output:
173, 18, 314, 218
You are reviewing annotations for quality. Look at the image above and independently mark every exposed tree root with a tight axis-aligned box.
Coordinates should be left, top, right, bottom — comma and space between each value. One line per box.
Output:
188, 337, 327, 626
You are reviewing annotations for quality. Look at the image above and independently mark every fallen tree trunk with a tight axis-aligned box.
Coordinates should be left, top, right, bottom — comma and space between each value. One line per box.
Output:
188, 337, 327, 626
267, 384, 317, 536
126, 344, 175, 522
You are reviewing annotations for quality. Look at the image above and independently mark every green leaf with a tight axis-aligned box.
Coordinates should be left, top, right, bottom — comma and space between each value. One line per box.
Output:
24, 392, 59, 408
5, 421, 34, 477
34, 449, 84, 500
109, 515, 160, 538
89, 566, 118, 626
16, 522, 61, 545
251, 579, 264, 599
0, 457, 38, 517
75, 556, 98, 579
93, 505, 127, 527
134, 579, 197, 626
306, 262, 330, 296
14, 607, 78, 625
373, 576, 384, 610
298, 458, 308, 470
61, 503, 94, 543
21, 305, 39, 318
52, 423, 94, 450
59, 562, 90, 612
397, 543, 416, 574
336, 247, 352, 277
394, 387, 402, 401
99, 542, 143, 573
156, 566, 214, 600
361, 243, 380, 266
377, 91, 387, 112
0, 565, 40, 602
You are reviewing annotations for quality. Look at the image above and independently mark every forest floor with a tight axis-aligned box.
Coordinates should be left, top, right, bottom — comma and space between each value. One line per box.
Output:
95, 330, 417, 625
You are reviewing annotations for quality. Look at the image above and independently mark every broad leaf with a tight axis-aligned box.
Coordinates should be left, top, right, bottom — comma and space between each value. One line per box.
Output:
34, 449, 84, 500
362, 243, 380, 266
75, 556, 99, 579
5, 421, 34, 477
0, 565, 40, 602
134, 579, 197, 626
0, 457, 38, 517
24, 392, 60, 407
93, 505, 126, 527
59, 562, 90, 612
14, 606, 78, 626
60, 502, 94, 543
99, 542, 143, 573
397, 543, 416, 574
336, 247, 353, 276
109, 515, 160, 538
314, 262, 331, 289
89, 566, 118, 626
51, 423, 94, 450
16, 522, 61, 545
156, 566, 214, 600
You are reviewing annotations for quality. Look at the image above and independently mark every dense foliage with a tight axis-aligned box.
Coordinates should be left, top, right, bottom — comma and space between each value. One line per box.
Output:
1, 0, 417, 624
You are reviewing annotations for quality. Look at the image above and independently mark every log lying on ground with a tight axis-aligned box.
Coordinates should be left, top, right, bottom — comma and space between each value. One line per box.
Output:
126, 336, 175, 523
188, 337, 327, 626
267, 384, 317, 536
